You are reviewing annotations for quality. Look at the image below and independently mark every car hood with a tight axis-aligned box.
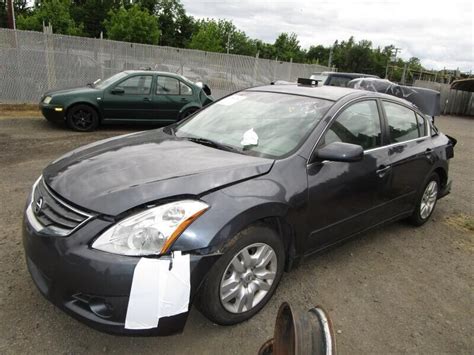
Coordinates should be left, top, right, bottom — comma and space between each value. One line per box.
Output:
44, 86, 99, 97
42, 130, 274, 216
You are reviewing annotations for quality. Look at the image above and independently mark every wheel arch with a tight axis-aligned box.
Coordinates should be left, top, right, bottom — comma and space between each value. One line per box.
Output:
177, 200, 300, 272
433, 166, 448, 188
65, 101, 102, 121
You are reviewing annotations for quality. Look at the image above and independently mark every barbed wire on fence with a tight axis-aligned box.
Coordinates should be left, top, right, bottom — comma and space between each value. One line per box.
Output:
0, 28, 330, 103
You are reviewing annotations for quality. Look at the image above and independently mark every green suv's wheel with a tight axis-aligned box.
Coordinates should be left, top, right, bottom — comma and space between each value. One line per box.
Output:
67, 104, 100, 132
196, 224, 284, 325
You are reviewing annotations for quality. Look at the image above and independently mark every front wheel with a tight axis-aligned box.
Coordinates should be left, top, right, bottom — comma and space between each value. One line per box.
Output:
409, 173, 440, 226
66, 104, 100, 132
196, 224, 284, 325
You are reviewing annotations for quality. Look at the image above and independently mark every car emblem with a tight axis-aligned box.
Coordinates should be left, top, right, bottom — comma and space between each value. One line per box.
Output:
34, 197, 44, 214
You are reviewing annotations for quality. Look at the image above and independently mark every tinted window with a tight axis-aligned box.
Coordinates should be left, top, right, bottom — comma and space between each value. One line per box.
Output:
116, 75, 152, 94
180, 82, 193, 95
327, 76, 351, 87
323, 100, 382, 150
383, 102, 420, 143
157, 77, 180, 95
176, 91, 332, 158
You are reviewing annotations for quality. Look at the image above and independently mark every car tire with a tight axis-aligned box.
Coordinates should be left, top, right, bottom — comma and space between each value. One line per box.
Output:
409, 173, 440, 226
195, 224, 285, 325
66, 104, 100, 132
178, 107, 199, 121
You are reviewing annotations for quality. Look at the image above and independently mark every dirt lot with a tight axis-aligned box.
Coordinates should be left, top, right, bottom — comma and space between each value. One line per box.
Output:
0, 115, 472, 354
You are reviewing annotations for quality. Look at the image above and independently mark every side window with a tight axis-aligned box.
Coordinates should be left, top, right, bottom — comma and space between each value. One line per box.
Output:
116, 75, 152, 95
383, 101, 421, 143
323, 100, 382, 150
416, 113, 427, 136
157, 76, 180, 95
180, 82, 193, 95
327, 76, 351, 87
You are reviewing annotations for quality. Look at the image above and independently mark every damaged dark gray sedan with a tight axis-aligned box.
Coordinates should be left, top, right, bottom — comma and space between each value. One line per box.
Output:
23, 82, 455, 335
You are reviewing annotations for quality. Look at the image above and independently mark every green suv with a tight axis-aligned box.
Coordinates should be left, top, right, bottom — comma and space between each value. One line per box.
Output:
39, 70, 214, 131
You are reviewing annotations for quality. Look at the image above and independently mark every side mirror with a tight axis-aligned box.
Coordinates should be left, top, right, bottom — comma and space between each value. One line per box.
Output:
111, 87, 125, 95
312, 142, 364, 163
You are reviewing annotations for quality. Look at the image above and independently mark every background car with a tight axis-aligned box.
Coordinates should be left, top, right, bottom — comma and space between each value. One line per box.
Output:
310, 71, 379, 87
24, 81, 455, 336
39, 70, 214, 131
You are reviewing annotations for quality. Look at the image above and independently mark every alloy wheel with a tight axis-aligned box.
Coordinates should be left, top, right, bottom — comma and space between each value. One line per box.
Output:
420, 180, 438, 219
219, 243, 277, 314
72, 109, 93, 129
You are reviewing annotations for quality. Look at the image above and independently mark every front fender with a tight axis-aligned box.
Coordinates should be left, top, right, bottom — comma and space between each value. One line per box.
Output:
171, 156, 309, 257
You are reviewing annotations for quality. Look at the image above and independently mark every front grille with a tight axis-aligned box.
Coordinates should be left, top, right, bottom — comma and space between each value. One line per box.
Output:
30, 179, 93, 236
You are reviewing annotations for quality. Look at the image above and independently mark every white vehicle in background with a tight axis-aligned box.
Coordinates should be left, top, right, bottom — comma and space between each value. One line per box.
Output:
310, 71, 379, 87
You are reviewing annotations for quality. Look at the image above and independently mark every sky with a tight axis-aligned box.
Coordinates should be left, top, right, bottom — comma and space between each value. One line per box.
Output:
181, 0, 473, 72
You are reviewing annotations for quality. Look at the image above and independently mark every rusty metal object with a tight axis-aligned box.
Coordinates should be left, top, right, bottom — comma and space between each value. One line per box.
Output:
259, 302, 336, 355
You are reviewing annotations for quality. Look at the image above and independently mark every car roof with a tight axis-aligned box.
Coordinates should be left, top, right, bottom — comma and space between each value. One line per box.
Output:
123, 70, 183, 77
247, 83, 418, 108
312, 72, 379, 78
247, 84, 362, 101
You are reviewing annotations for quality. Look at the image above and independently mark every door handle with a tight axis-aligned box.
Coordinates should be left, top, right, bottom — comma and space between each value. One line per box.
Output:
376, 165, 391, 178
424, 148, 433, 156
180, 98, 189, 102
143, 97, 151, 102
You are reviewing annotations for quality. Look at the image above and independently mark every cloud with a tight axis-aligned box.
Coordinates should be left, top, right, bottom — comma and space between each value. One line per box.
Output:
181, 0, 473, 71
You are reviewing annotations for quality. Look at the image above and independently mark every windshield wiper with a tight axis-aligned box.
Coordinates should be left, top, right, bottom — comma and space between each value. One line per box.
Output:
185, 137, 240, 153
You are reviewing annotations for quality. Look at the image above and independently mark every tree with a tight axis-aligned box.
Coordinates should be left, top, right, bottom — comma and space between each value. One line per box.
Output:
252, 39, 275, 59
71, 0, 122, 38
103, 4, 160, 44
273, 32, 304, 62
16, 0, 83, 35
0, 1, 6, 28
306, 45, 329, 64
188, 19, 223, 52
155, 0, 195, 47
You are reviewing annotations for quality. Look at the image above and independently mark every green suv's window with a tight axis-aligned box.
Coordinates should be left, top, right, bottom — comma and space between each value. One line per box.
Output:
116, 75, 152, 95
157, 77, 180, 95
180, 82, 193, 95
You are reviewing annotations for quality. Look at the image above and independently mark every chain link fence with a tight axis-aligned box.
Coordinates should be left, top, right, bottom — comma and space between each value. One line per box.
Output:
0, 28, 329, 104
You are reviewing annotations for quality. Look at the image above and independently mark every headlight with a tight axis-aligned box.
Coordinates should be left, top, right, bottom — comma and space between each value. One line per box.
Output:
91, 200, 209, 256
43, 96, 52, 104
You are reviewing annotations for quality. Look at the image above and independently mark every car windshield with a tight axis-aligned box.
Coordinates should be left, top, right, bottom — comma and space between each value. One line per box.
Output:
94, 72, 128, 89
175, 91, 332, 158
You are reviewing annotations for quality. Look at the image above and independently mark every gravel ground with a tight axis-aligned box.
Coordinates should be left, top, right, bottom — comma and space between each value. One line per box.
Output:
0, 116, 472, 354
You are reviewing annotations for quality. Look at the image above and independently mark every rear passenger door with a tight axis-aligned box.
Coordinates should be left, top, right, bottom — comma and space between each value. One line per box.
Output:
153, 76, 194, 121
381, 100, 434, 214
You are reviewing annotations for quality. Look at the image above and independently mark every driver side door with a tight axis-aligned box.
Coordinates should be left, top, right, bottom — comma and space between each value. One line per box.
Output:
306, 99, 393, 251
102, 74, 154, 121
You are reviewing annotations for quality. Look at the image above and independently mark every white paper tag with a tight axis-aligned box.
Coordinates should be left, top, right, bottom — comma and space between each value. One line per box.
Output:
240, 128, 259, 147
125, 252, 191, 330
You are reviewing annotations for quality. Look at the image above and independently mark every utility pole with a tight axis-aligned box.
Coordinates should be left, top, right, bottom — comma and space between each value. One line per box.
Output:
328, 43, 334, 69
401, 62, 408, 85
385, 47, 401, 79
226, 32, 231, 54
6, 0, 16, 30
